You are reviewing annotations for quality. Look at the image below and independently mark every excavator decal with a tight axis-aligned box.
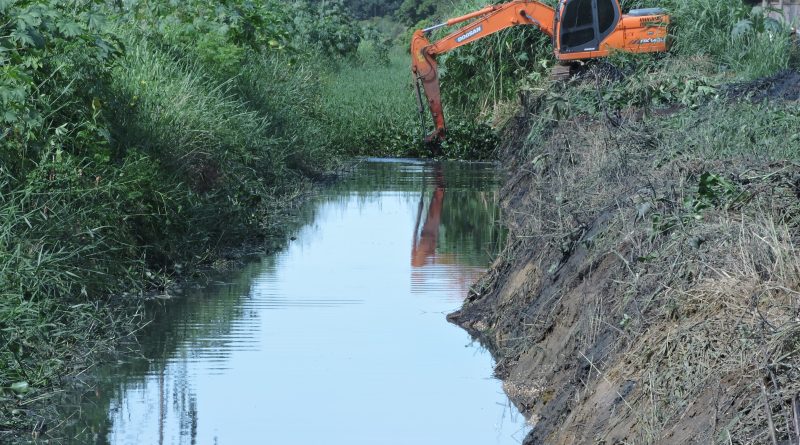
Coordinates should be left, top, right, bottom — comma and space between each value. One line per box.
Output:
456, 26, 483, 43
411, 0, 670, 142
633, 37, 666, 45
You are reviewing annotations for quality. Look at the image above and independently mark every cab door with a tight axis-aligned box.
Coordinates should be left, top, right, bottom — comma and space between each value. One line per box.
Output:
558, 0, 619, 54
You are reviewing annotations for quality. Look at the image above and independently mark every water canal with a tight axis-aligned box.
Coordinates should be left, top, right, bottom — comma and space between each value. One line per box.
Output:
59, 159, 529, 444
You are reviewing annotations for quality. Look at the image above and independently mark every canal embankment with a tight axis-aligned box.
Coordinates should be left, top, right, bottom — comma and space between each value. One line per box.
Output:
449, 69, 800, 443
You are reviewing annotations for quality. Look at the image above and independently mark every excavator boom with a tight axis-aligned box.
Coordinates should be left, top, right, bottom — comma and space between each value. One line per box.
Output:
411, 0, 555, 142
411, 0, 669, 143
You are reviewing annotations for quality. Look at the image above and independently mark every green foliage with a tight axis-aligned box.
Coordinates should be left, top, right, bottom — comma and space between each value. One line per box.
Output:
0, 0, 121, 178
396, 0, 439, 25
0, 0, 363, 430
320, 41, 499, 159
307, 0, 404, 20
294, 0, 363, 58
234, 53, 333, 173
320, 43, 418, 156
0, 151, 151, 403
112, 0, 295, 52
627, 0, 793, 78
108, 39, 306, 262
362, 26, 393, 66
411, 0, 554, 120
352, 0, 405, 19
694, 172, 744, 211
440, 121, 499, 160
650, 171, 746, 236
435, 0, 552, 117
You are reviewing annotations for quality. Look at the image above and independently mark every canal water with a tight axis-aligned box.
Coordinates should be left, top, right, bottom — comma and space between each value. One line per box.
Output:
59, 159, 529, 444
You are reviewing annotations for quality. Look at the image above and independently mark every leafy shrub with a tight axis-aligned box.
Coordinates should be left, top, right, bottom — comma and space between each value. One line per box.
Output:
628, 0, 793, 78
396, 0, 439, 25
306, 0, 404, 20
438, 18, 552, 117
294, 0, 363, 58
440, 121, 499, 160
0, 0, 121, 179
111, 0, 295, 52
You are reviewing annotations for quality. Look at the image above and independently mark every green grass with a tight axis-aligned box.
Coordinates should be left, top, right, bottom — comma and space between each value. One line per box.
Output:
106, 37, 328, 265
320, 41, 501, 159
0, 152, 148, 428
320, 43, 421, 156
0, 17, 339, 435
653, 0, 793, 79
659, 101, 800, 161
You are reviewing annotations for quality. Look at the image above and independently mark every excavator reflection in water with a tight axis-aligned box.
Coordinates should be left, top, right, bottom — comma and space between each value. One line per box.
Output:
410, 164, 487, 298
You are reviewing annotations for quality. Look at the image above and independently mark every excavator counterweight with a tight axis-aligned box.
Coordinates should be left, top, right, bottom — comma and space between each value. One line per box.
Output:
411, 0, 670, 142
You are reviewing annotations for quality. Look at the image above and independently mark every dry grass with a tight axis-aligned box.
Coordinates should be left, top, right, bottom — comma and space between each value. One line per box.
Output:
622, 205, 800, 443
454, 88, 800, 443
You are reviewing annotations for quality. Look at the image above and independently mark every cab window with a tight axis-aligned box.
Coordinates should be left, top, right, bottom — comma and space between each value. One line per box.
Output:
561, 0, 595, 50
597, 0, 616, 33
560, 0, 619, 52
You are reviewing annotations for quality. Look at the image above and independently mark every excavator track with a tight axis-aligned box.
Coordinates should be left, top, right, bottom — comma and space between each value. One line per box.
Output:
549, 63, 575, 81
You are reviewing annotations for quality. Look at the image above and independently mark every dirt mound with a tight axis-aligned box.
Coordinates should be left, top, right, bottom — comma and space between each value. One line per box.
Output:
449, 98, 800, 444
726, 69, 800, 101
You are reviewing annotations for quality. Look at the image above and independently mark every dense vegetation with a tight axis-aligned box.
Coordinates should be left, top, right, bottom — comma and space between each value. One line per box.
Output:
3, 0, 799, 439
0, 0, 504, 434
0, 0, 422, 434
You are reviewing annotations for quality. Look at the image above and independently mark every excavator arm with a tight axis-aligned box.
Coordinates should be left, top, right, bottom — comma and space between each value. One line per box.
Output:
411, 1, 556, 142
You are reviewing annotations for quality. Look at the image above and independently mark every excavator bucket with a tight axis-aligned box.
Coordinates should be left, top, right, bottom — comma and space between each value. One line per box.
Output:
411, 30, 447, 142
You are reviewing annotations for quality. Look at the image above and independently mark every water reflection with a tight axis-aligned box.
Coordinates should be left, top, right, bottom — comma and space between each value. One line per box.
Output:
48, 159, 524, 445
410, 163, 502, 298
411, 164, 445, 268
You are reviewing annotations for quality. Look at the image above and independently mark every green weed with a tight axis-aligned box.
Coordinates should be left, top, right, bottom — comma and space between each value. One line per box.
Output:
0, 1, 358, 434
320, 43, 420, 156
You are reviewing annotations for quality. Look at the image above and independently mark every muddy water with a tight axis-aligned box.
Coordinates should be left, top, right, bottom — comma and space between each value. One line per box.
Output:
62, 159, 528, 444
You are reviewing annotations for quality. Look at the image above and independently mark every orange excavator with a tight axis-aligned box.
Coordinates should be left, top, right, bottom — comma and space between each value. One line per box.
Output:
411, 0, 670, 141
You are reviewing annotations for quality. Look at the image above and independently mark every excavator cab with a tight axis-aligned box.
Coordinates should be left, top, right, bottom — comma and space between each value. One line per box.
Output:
554, 0, 668, 60
411, 0, 669, 142
557, 0, 620, 54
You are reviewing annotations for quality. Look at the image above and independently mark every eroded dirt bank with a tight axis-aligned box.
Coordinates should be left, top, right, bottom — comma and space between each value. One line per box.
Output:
449, 85, 800, 443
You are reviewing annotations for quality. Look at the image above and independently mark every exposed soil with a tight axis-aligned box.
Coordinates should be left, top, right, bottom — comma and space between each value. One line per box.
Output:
726, 69, 800, 101
449, 94, 800, 443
